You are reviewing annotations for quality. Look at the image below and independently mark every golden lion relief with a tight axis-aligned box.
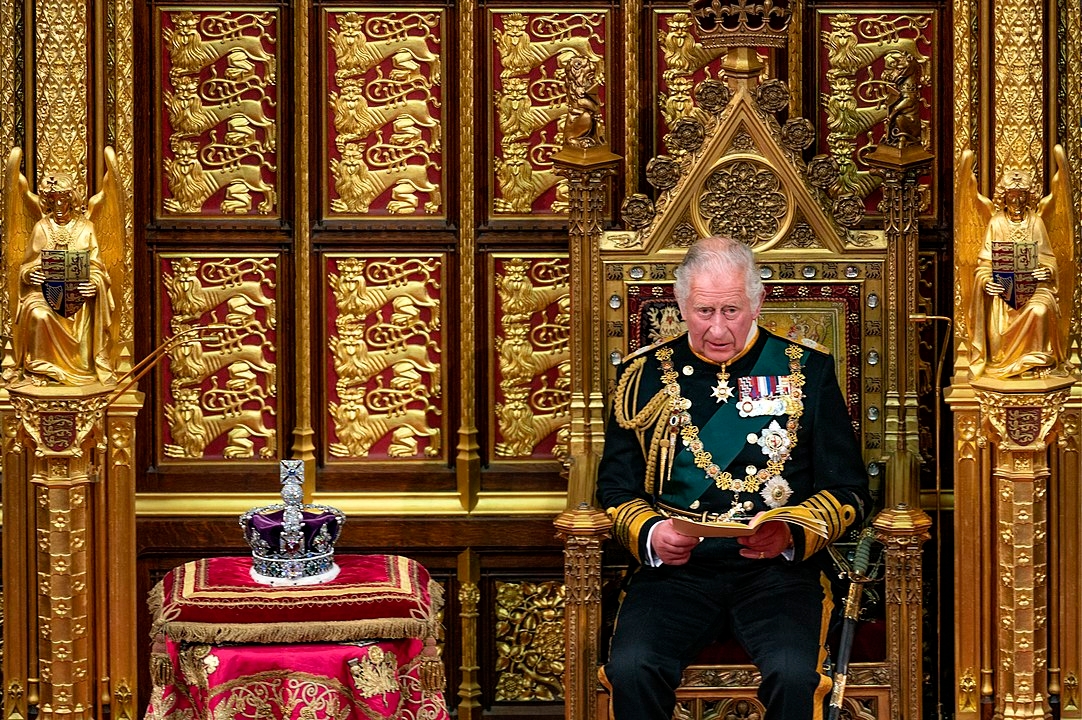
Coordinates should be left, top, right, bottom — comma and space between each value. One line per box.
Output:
164, 10, 276, 82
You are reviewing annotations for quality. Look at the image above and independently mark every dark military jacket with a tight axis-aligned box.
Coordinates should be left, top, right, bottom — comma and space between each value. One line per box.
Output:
596, 328, 870, 565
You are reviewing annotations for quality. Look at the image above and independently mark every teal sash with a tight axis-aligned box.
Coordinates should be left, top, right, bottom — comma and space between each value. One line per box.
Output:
660, 336, 806, 507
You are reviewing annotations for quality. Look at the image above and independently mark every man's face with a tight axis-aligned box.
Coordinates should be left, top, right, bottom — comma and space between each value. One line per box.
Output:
679, 268, 762, 364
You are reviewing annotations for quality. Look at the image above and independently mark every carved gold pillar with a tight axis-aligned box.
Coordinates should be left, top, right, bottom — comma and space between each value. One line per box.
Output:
1054, 391, 1082, 718
455, 0, 481, 510
552, 151, 618, 510
7, 385, 109, 720
553, 124, 619, 720
1, 384, 143, 720
865, 135, 934, 720
456, 551, 481, 720
872, 506, 931, 720
865, 142, 934, 509
2, 407, 32, 720
553, 511, 609, 720
944, 384, 985, 718
974, 377, 1073, 720
102, 392, 143, 720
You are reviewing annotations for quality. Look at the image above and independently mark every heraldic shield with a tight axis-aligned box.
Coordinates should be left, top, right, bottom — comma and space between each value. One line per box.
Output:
40, 249, 90, 318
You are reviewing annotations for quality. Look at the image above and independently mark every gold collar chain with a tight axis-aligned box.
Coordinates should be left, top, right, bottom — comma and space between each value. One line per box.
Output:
658, 344, 806, 517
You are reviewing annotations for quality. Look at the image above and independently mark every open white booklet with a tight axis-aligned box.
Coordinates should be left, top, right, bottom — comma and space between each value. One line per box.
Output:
670, 505, 829, 538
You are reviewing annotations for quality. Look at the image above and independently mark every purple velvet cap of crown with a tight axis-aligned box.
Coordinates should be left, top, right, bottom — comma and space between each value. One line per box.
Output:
249, 508, 341, 552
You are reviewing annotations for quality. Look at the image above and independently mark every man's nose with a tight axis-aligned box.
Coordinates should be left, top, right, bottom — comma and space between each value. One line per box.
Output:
708, 316, 730, 334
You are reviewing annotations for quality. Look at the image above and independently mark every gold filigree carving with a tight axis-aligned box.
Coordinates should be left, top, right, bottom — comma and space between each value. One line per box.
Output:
657, 12, 724, 141
821, 12, 931, 206
161, 10, 278, 216
493, 257, 570, 458
348, 646, 400, 699
1065, 673, 1079, 711
493, 12, 605, 215
698, 159, 789, 243
10, 393, 108, 457
327, 256, 442, 459
161, 255, 278, 460
207, 672, 355, 720
660, 13, 725, 86
992, 0, 1043, 184
493, 580, 565, 702
976, 386, 1070, 449
680, 667, 760, 687
37, 0, 89, 195
327, 11, 442, 216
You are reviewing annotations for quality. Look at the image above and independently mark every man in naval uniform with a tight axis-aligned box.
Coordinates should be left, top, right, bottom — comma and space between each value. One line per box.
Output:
597, 236, 870, 719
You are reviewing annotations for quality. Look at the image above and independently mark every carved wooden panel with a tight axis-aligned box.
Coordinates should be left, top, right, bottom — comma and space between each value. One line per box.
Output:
492, 579, 565, 702
155, 8, 279, 218
323, 253, 445, 462
488, 254, 570, 461
814, 7, 938, 219
321, 8, 444, 218
157, 253, 279, 462
488, 9, 610, 218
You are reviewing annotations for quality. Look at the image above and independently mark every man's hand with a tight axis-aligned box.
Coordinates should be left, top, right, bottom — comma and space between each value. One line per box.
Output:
28, 267, 46, 285
984, 279, 1005, 296
1033, 266, 1052, 282
77, 281, 97, 298
651, 519, 701, 565
737, 519, 792, 560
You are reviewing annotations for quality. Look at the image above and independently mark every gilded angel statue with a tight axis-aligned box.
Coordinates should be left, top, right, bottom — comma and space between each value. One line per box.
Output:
4, 147, 125, 386
955, 145, 1074, 379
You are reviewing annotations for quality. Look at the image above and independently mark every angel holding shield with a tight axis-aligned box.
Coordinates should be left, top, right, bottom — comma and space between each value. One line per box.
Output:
4, 148, 124, 386
956, 145, 1074, 380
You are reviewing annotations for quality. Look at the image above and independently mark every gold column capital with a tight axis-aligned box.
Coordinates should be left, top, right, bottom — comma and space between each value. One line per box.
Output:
554, 503, 612, 538
871, 502, 932, 538
972, 376, 1074, 450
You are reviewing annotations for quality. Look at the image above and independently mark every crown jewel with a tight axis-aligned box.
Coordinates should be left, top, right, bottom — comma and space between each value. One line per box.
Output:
240, 460, 346, 585
687, 0, 791, 49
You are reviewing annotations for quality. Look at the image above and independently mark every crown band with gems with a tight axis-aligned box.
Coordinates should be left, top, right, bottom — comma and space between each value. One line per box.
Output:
239, 460, 346, 584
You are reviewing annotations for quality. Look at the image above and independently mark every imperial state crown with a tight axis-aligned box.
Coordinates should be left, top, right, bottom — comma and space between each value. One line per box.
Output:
239, 460, 346, 585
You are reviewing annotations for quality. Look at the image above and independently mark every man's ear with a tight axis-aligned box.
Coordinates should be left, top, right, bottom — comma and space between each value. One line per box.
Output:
752, 288, 766, 317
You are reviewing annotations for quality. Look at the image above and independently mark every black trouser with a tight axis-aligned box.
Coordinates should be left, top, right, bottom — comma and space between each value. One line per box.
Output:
603, 558, 833, 720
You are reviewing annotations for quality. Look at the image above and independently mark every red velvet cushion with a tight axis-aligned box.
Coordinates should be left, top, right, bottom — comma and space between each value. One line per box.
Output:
149, 554, 442, 645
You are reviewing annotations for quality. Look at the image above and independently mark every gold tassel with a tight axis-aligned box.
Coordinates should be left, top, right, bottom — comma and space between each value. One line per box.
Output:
418, 636, 445, 694
150, 633, 174, 687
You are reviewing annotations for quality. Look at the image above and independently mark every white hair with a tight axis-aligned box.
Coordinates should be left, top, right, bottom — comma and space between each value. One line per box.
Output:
673, 236, 764, 309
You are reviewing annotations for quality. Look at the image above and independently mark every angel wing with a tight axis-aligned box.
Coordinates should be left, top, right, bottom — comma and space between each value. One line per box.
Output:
3, 147, 41, 343
1037, 144, 1076, 352
953, 149, 993, 348
87, 146, 128, 370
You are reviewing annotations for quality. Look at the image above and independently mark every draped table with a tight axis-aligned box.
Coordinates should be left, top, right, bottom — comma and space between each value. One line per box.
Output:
143, 554, 448, 720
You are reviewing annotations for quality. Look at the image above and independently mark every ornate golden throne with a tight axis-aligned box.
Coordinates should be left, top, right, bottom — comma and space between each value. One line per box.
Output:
553, 6, 931, 720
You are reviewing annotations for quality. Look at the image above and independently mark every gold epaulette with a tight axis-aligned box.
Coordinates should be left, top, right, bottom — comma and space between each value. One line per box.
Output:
622, 335, 678, 362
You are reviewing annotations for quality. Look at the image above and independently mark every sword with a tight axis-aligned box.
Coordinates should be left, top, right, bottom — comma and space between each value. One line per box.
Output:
827, 528, 877, 720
